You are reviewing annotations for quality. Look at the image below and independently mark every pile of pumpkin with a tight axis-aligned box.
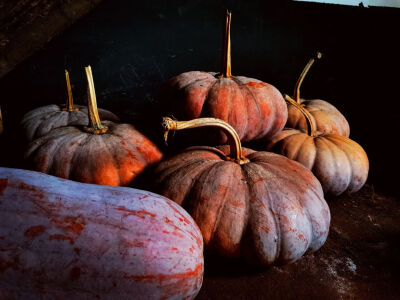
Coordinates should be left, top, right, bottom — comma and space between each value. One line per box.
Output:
0, 11, 368, 299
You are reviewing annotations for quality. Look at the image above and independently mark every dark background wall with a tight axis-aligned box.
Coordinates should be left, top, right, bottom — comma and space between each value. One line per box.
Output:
0, 0, 399, 195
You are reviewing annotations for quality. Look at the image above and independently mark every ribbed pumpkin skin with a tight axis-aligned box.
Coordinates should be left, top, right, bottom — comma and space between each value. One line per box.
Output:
287, 99, 350, 137
21, 104, 120, 142
0, 167, 203, 299
267, 129, 369, 196
153, 145, 330, 265
159, 71, 287, 143
24, 120, 162, 186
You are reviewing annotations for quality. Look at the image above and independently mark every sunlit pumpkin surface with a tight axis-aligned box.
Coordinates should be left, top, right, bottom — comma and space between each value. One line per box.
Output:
24, 121, 162, 186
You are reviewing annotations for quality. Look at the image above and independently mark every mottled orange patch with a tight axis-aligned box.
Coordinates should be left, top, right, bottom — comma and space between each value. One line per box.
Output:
298, 234, 305, 239
263, 227, 270, 233
172, 247, 178, 251
0, 178, 7, 195
49, 234, 74, 244
247, 81, 267, 88
24, 225, 46, 238
123, 263, 203, 282
117, 206, 156, 219
17, 182, 44, 199
51, 215, 86, 236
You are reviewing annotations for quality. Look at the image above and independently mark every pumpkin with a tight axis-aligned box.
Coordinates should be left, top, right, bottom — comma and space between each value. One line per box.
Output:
158, 11, 287, 144
153, 117, 330, 265
21, 70, 119, 142
267, 96, 368, 196
24, 66, 162, 186
286, 53, 350, 137
0, 167, 203, 299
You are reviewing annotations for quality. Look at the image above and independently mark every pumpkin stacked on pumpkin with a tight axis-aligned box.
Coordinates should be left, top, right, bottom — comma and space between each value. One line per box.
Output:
3, 9, 373, 297
23, 66, 162, 186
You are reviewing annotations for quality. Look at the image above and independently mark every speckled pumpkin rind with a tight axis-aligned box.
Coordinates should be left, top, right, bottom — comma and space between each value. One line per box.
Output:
24, 120, 162, 186
159, 71, 288, 143
287, 99, 350, 137
267, 129, 369, 196
0, 167, 203, 299
153, 145, 330, 265
21, 104, 120, 142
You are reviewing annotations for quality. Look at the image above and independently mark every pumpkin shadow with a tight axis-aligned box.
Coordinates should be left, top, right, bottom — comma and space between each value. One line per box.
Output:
203, 254, 268, 278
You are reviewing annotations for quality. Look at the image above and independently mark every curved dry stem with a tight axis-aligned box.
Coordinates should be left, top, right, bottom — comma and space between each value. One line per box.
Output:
293, 52, 322, 103
62, 70, 79, 112
162, 117, 249, 164
84, 66, 108, 134
219, 10, 232, 79
285, 94, 316, 136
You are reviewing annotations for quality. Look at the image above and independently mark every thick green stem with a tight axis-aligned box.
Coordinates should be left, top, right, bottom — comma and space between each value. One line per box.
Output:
293, 52, 322, 103
84, 66, 108, 134
219, 10, 232, 78
62, 70, 78, 112
285, 94, 317, 137
162, 117, 249, 164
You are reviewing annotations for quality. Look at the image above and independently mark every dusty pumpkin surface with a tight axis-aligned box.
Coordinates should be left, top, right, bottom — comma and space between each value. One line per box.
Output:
197, 185, 400, 299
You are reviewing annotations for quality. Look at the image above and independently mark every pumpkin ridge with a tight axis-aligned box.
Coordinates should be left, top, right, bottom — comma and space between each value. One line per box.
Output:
325, 135, 368, 192
29, 110, 64, 140
248, 161, 321, 262
231, 77, 251, 140
156, 155, 222, 187
182, 76, 217, 117
236, 78, 265, 140
314, 136, 352, 194
97, 133, 123, 185
160, 159, 222, 206
188, 161, 243, 249
242, 162, 282, 263
48, 130, 85, 177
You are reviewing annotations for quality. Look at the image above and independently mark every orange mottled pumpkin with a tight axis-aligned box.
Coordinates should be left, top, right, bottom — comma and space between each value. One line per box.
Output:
24, 66, 162, 186
267, 96, 368, 196
158, 11, 287, 144
21, 70, 119, 142
286, 53, 350, 137
153, 117, 330, 266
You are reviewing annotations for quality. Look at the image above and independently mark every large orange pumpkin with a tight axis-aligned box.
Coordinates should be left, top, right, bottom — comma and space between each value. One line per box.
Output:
286, 53, 350, 137
267, 96, 368, 196
153, 117, 330, 265
24, 66, 162, 186
158, 11, 287, 144
21, 70, 119, 142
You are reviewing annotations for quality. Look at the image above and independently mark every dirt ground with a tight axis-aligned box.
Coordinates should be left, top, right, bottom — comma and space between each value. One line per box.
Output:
197, 186, 400, 300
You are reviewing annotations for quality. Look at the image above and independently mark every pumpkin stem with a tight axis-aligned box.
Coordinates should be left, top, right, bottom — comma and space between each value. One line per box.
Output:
293, 52, 322, 103
62, 70, 79, 112
162, 117, 249, 164
219, 10, 232, 79
84, 66, 108, 134
285, 94, 317, 137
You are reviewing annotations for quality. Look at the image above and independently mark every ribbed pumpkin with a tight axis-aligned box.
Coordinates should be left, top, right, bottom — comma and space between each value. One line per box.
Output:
267, 96, 368, 196
286, 53, 350, 137
153, 117, 330, 265
158, 11, 287, 144
21, 70, 119, 142
24, 66, 162, 186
